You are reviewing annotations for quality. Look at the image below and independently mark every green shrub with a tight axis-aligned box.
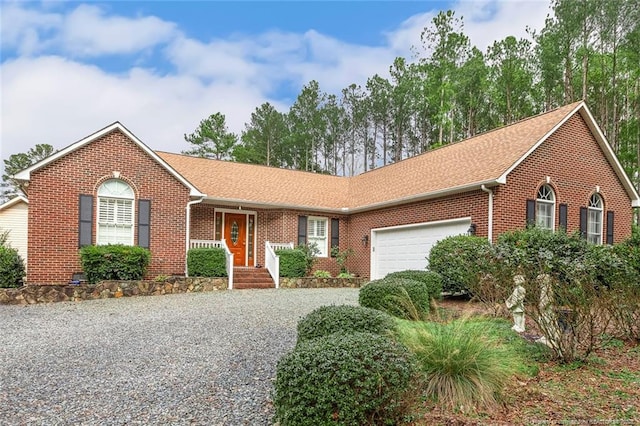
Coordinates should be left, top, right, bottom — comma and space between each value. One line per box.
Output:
395, 318, 518, 411
297, 243, 320, 275
80, 244, 151, 284
312, 269, 332, 278
385, 270, 443, 301
614, 225, 640, 280
297, 305, 396, 343
337, 272, 354, 278
187, 248, 227, 277
428, 235, 492, 293
274, 332, 414, 425
0, 245, 25, 288
276, 248, 307, 277
359, 277, 432, 320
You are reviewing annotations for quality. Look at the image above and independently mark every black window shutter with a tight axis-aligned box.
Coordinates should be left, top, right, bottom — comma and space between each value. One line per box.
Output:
138, 199, 151, 249
526, 199, 535, 226
559, 204, 568, 231
579, 207, 588, 239
330, 218, 339, 256
606, 211, 614, 245
78, 194, 93, 247
297, 216, 307, 246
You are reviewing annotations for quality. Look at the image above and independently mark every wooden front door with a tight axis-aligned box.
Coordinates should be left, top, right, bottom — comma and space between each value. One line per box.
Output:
224, 214, 246, 266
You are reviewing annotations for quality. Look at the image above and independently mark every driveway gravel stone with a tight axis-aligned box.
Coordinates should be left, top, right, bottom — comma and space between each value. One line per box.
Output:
0, 288, 359, 425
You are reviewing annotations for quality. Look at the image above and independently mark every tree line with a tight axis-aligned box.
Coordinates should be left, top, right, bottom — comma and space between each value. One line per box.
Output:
184, 0, 639, 191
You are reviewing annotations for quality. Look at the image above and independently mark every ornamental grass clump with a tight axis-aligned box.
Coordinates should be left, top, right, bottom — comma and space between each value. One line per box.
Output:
296, 305, 396, 343
274, 332, 415, 425
395, 318, 518, 411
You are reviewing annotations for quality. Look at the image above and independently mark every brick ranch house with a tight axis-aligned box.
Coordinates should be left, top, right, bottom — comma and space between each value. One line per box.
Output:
14, 101, 640, 286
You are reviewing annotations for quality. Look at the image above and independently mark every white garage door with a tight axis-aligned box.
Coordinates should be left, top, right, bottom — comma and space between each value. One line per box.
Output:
370, 217, 471, 279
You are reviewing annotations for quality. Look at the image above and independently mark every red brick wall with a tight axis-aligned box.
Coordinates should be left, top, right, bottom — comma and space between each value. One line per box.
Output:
347, 191, 489, 278
27, 129, 191, 284
494, 114, 633, 242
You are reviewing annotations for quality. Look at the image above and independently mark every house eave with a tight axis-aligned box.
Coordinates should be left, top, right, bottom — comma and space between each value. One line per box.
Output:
349, 180, 503, 214
0, 195, 29, 211
200, 196, 349, 215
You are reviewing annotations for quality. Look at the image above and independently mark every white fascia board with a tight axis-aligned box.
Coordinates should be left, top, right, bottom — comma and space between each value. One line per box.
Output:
13, 122, 205, 198
497, 102, 584, 183
347, 180, 502, 214
0, 195, 29, 211
578, 105, 640, 207
203, 180, 501, 215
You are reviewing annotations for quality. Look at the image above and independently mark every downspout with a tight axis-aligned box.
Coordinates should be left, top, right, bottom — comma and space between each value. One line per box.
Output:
481, 185, 493, 243
185, 197, 204, 276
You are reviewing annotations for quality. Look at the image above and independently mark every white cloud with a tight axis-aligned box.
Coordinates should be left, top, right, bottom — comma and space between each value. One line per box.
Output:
0, 56, 276, 158
61, 4, 178, 56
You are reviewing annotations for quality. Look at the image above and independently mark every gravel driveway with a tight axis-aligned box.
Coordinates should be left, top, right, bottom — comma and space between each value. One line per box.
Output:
0, 288, 359, 425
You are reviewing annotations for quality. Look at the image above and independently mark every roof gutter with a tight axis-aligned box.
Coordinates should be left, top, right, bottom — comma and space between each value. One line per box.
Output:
480, 185, 494, 243
185, 196, 205, 276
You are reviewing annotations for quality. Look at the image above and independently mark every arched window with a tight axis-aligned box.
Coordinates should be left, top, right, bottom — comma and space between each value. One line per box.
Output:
536, 185, 555, 231
97, 179, 134, 245
587, 193, 603, 244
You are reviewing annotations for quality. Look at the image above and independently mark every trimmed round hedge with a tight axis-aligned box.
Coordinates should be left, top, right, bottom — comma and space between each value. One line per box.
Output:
274, 332, 414, 425
428, 235, 491, 294
359, 277, 432, 320
385, 270, 443, 301
296, 305, 395, 343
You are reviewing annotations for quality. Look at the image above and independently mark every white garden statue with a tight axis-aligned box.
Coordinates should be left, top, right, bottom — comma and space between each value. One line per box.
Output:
505, 274, 526, 333
535, 273, 561, 349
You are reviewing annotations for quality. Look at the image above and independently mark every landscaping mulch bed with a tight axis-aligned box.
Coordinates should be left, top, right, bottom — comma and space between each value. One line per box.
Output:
412, 296, 640, 425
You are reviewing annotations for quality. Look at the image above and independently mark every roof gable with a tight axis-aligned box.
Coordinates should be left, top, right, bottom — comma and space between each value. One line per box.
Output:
0, 195, 28, 212
13, 122, 204, 198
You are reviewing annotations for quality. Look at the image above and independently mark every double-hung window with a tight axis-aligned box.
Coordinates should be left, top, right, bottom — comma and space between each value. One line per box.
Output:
587, 193, 603, 244
307, 216, 328, 257
536, 185, 555, 231
97, 179, 134, 245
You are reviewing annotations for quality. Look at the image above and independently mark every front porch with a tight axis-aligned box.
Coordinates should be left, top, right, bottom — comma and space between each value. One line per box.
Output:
189, 239, 293, 289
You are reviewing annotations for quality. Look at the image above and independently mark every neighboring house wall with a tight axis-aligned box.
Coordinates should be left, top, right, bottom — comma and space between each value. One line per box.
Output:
27, 129, 190, 284
0, 199, 29, 268
347, 191, 489, 278
494, 114, 633, 242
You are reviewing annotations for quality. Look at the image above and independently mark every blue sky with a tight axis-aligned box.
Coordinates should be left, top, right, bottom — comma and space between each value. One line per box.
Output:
0, 0, 552, 172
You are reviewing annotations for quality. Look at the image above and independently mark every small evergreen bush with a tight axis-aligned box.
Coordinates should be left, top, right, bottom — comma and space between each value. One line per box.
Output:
385, 270, 443, 301
80, 244, 151, 284
359, 277, 432, 320
428, 235, 492, 294
274, 332, 414, 425
296, 305, 396, 343
312, 269, 331, 278
0, 245, 26, 288
187, 247, 227, 277
276, 248, 307, 277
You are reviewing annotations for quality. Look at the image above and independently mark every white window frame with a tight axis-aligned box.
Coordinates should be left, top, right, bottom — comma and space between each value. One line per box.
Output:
587, 193, 603, 245
307, 216, 328, 257
97, 179, 135, 245
536, 185, 555, 231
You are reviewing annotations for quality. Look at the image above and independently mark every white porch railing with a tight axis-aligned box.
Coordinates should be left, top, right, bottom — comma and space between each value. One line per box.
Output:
265, 241, 294, 289
190, 239, 234, 289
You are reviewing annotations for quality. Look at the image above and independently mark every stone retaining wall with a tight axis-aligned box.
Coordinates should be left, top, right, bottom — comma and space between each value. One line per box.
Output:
0, 277, 367, 305
279, 277, 368, 289
0, 277, 227, 305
